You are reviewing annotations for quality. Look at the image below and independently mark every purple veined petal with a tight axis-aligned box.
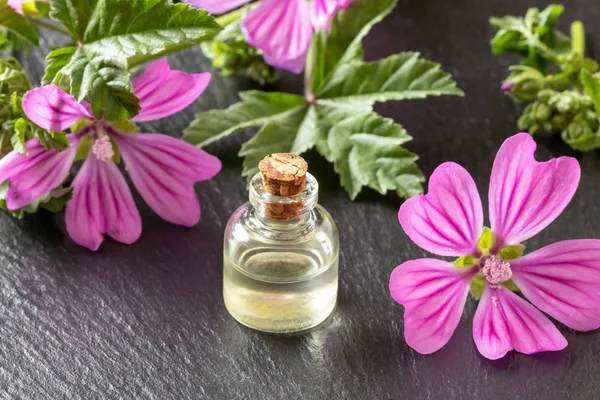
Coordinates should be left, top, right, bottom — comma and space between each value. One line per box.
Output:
473, 285, 568, 360
511, 240, 600, 331
65, 156, 142, 251
0, 135, 78, 210
310, 0, 353, 31
241, 0, 313, 74
182, 0, 253, 14
22, 85, 93, 132
131, 59, 211, 122
399, 162, 484, 257
390, 259, 475, 354
489, 133, 581, 248
112, 131, 222, 226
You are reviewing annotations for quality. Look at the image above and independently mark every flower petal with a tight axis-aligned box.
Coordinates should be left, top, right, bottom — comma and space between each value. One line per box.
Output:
489, 133, 580, 247
473, 286, 567, 360
0, 136, 78, 210
22, 85, 93, 131
310, 0, 352, 31
390, 259, 475, 354
510, 240, 600, 331
399, 162, 483, 257
183, 0, 252, 14
65, 156, 142, 251
112, 131, 221, 226
131, 59, 211, 122
241, 0, 313, 74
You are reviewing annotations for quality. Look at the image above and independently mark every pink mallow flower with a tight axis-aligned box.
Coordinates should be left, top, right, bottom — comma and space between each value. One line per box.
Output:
0, 59, 221, 251
186, 0, 352, 74
389, 133, 600, 360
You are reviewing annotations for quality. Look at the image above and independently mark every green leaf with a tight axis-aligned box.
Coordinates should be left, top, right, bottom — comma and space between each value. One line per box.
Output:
44, 0, 221, 121
581, 68, 600, 111
454, 255, 475, 267
318, 53, 464, 105
0, 179, 8, 199
309, 0, 396, 93
489, 5, 569, 72
10, 117, 27, 153
502, 280, 520, 293
40, 187, 73, 212
499, 244, 526, 260
0, 1, 39, 46
183, 91, 306, 146
185, 52, 461, 199
328, 113, 423, 199
478, 227, 494, 253
470, 275, 485, 300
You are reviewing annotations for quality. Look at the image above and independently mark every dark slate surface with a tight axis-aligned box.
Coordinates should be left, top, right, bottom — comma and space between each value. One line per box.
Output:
2, 1, 600, 399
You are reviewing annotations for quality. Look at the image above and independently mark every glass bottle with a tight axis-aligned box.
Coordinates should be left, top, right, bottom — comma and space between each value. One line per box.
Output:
223, 154, 339, 333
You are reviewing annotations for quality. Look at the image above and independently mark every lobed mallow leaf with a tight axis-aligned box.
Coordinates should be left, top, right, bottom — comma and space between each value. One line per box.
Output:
44, 0, 221, 121
183, 0, 462, 200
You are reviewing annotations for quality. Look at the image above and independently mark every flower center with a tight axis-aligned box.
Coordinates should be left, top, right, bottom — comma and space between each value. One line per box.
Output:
92, 136, 114, 162
482, 255, 512, 287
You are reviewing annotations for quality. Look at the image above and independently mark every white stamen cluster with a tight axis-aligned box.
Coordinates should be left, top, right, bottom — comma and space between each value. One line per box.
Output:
92, 136, 114, 162
482, 255, 512, 287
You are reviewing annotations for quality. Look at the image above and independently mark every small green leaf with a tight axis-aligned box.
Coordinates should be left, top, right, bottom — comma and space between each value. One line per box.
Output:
581, 68, 600, 111
470, 275, 485, 300
502, 280, 520, 293
454, 256, 475, 267
0, 179, 8, 199
76, 135, 91, 160
0, 1, 39, 46
478, 227, 494, 253
40, 187, 73, 212
45, 0, 221, 120
499, 244, 526, 260
10, 117, 27, 153
111, 120, 138, 132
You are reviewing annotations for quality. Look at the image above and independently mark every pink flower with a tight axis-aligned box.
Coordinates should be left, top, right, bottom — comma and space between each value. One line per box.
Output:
186, 0, 352, 73
389, 133, 600, 360
0, 59, 221, 251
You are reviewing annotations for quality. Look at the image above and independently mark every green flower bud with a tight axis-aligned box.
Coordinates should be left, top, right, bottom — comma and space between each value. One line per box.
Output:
504, 66, 545, 102
537, 89, 556, 103
550, 114, 568, 131
534, 103, 552, 122
202, 21, 278, 84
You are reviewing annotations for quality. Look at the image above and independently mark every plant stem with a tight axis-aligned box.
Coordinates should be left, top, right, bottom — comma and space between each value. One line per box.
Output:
571, 21, 585, 56
32, 18, 71, 36
215, 6, 248, 28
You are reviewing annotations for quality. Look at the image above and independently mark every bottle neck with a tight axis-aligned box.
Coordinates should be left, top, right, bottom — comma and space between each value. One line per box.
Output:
249, 172, 318, 223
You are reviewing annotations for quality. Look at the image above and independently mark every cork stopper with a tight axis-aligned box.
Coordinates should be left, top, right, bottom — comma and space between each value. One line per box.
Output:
258, 153, 308, 197
258, 153, 309, 220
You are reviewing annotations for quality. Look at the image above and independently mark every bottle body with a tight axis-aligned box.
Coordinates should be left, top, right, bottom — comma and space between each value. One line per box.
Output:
223, 201, 339, 333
